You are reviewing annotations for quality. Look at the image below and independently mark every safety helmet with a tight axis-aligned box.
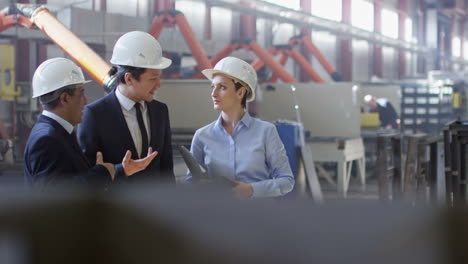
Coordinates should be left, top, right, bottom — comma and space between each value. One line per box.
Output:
32, 58, 91, 98
363, 94, 374, 104
110, 31, 172, 69
202, 57, 257, 102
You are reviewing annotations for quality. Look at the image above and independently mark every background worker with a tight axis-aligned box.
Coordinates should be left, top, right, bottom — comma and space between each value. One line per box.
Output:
186, 57, 294, 198
364, 94, 400, 129
78, 31, 175, 185
24, 58, 157, 189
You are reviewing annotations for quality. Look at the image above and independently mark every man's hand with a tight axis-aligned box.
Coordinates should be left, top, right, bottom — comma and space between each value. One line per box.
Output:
122, 147, 158, 176
96, 151, 116, 180
231, 179, 254, 199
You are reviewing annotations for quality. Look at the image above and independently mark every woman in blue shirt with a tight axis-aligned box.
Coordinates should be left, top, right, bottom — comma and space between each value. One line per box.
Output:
187, 57, 294, 198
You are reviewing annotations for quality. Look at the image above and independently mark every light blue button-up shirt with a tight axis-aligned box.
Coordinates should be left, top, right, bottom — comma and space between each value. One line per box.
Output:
187, 113, 294, 197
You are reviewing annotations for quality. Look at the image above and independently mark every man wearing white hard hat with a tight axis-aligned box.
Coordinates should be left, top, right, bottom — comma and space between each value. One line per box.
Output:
186, 57, 294, 198
78, 31, 175, 185
24, 58, 157, 188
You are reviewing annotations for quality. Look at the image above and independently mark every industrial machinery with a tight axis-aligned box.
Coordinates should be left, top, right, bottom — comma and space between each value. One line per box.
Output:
250, 34, 342, 83
258, 82, 365, 198
0, 4, 111, 88
148, 10, 340, 84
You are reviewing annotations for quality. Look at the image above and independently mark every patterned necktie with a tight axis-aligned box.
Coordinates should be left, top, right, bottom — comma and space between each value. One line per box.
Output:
134, 102, 149, 157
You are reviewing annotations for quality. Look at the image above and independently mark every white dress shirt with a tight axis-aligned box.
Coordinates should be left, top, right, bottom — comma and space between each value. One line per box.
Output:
42, 110, 74, 135
115, 86, 151, 158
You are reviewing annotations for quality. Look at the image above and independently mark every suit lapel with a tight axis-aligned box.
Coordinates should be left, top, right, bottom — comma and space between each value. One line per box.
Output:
39, 115, 91, 168
109, 92, 139, 159
69, 134, 92, 168
146, 101, 157, 147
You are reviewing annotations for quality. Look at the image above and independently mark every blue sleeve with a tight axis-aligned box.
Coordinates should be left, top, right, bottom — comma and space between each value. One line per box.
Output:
250, 125, 295, 197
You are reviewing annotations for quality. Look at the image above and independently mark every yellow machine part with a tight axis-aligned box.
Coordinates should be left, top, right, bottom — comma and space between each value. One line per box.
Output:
361, 112, 380, 128
0, 44, 20, 101
453, 92, 461, 109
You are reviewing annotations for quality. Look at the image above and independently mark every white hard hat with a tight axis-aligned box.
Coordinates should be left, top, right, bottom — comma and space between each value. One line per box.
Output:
202, 57, 257, 102
110, 31, 172, 69
32, 58, 91, 98
364, 94, 374, 103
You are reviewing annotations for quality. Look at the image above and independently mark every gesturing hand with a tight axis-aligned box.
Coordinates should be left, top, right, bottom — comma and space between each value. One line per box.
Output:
122, 147, 158, 176
96, 151, 116, 180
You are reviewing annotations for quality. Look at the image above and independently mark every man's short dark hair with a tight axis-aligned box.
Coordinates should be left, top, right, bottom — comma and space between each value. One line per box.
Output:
108, 65, 147, 86
40, 85, 77, 111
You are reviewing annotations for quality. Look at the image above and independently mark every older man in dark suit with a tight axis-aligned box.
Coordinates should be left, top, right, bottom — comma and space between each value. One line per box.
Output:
24, 58, 157, 189
78, 31, 175, 185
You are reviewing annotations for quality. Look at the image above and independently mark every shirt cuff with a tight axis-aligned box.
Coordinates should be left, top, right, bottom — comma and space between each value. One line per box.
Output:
250, 181, 269, 198
114, 164, 126, 181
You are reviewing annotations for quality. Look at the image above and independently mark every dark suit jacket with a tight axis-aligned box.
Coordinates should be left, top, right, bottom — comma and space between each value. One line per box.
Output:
77, 92, 175, 185
376, 100, 399, 129
24, 115, 111, 189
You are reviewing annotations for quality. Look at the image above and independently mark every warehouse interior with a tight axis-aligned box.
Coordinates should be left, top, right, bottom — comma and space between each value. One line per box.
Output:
1, 0, 468, 262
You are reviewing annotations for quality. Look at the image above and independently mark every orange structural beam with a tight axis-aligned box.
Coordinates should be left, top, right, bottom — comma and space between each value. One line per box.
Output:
289, 49, 325, 83
32, 8, 111, 86
174, 12, 212, 71
148, 15, 167, 38
301, 37, 336, 74
251, 58, 264, 72
148, 10, 212, 73
210, 43, 238, 66
290, 36, 341, 81
248, 41, 297, 83
250, 47, 278, 72
269, 51, 289, 83
0, 13, 32, 32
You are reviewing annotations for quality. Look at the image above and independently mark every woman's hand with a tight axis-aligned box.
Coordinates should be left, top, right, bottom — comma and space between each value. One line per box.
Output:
231, 180, 253, 199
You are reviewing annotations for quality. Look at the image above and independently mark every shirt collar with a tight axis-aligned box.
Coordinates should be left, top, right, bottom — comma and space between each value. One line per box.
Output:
42, 110, 74, 134
239, 112, 252, 128
215, 112, 252, 130
115, 85, 146, 111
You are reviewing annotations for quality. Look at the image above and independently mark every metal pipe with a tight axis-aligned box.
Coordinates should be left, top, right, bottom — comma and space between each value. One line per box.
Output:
191, 0, 429, 54
31, 8, 111, 86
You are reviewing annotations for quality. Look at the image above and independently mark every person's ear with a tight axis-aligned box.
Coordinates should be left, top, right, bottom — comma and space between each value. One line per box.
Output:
237, 86, 246, 99
59, 92, 69, 106
124, 72, 134, 85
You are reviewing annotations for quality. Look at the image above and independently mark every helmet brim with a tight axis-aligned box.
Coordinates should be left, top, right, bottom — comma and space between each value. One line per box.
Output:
113, 57, 173, 70
32, 80, 93, 99
202, 69, 256, 102
148, 57, 172, 69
